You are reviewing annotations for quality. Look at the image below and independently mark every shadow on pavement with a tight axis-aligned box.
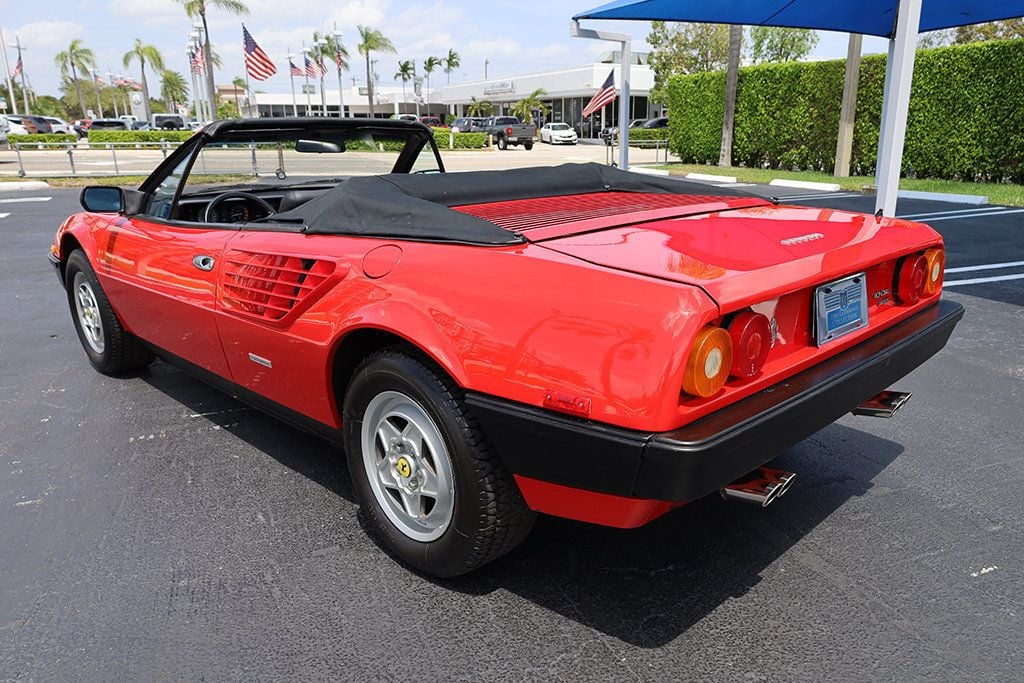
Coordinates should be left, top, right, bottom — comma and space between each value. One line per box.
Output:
142, 360, 903, 648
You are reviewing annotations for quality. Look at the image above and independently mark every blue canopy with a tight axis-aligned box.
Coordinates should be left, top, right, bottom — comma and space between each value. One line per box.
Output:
574, 0, 1024, 38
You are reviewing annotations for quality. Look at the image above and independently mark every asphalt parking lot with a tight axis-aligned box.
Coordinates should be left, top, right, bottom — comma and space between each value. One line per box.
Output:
1, 183, 1021, 680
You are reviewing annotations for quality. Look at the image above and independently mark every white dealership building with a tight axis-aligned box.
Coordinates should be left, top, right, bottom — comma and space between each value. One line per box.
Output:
441, 52, 659, 137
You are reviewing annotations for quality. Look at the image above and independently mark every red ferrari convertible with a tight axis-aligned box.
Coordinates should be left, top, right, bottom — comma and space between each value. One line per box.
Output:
50, 118, 963, 577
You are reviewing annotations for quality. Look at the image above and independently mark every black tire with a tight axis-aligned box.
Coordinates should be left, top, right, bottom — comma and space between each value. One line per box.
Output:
496, 135, 507, 150
524, 142, 534, 151
65, 250, 154, 375
343, 350, 535, 578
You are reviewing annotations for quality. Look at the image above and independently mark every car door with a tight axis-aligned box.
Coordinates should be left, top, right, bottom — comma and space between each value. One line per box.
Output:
96, 145, 235, 378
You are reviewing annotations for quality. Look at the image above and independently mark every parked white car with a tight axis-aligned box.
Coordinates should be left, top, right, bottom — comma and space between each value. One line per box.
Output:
44, 117, 73, 135
1, 115, 31, 135
539, 122, 578, 145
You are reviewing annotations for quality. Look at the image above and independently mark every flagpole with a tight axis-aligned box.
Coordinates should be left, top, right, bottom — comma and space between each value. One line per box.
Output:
15, 36, 28, 115
333, 25, 345, 118
109, 71, 119, 118
0, 28, 17, 115
288, 50, 297, 116
302, 44, 311, 116
92, 70, 104, 118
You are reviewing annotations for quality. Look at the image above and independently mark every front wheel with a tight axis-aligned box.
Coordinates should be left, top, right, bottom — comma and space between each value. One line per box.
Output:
343, 350, 535, 577
65, 250, 154, 375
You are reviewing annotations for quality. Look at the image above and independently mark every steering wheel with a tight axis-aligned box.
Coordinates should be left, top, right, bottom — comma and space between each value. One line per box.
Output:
203, 191, 276, 223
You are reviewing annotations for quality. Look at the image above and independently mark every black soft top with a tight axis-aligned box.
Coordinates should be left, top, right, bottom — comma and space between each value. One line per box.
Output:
272, 163, 768, 246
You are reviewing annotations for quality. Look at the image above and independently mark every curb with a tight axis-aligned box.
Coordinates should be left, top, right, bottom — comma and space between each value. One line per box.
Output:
686, 172, 738, 183
897, 189, 988, 205
768, 178, 841, 192
629, 166, 670, 177
0, 181, 51, 192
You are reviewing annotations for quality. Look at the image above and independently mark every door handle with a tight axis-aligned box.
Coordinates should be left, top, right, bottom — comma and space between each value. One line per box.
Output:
192, 254, 215, 271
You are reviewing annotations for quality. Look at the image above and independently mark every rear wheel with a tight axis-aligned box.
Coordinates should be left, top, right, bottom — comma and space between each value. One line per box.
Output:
343, 350, 535, 577
524, 142, 534, 151
496, 135, 507, 150
65, 250, 153, 375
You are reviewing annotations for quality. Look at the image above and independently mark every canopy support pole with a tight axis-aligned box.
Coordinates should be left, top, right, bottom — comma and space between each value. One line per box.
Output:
570, 20, 631, 170
874, 0, 922, 216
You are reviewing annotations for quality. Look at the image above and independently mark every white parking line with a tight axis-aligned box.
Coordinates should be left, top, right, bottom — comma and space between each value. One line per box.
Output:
898, 206, 1005, 220
0, 212, 10, 219
944, 273, 1024, 287
0, 196, 52, 204
947, 260, 1024, 274
923, 208, 1024, 223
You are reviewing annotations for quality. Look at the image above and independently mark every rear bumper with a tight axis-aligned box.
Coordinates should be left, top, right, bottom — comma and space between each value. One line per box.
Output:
467, 300, 964, 513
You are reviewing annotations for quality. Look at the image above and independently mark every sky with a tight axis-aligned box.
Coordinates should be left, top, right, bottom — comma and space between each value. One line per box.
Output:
1, 0, 892, 99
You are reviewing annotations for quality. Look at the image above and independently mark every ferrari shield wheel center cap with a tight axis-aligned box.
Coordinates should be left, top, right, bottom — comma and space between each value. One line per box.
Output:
395, 456, 412, 478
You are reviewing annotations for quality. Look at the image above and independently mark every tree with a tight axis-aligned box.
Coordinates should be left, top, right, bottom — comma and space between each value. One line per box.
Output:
161, 70, 189, 112
444, 48, 461, 84
123, 39, 164, 121
748, 27, 818, 63
466, 96, 493, 116
357, 26, 395, 117
953, 18, 1024, 42
719, 24, 742, 167
231, 76, 246, 116
54, 39, 96, 118
395, 60, 415, 112
511, 88, 548, 124
174, 0, 249, 122
422, 56, 442, 116
646, 21, 730, 102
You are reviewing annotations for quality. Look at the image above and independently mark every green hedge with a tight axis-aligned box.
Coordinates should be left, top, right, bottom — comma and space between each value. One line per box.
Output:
9, 134, 77, 145
87, 130, 194, 144
433, 130, 488, 149
627, 128, 670, 141
666, 39, 1024, 182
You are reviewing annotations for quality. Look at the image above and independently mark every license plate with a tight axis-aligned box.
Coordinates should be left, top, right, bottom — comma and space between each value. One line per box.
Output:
814, 272, 868, 346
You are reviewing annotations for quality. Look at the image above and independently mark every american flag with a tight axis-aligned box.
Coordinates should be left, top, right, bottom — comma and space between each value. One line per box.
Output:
127, 79, 143, 91
190, 49, 205, 75
582, 69, 616, 118
94, 73, 106, 86
303, 55, 321, 78
289, 59, 303, 77
113, 75, 126, 87
335, 49, 345, 68
11, 56, 21, 78
242, 25, 276, 80
317, 57, 328, 77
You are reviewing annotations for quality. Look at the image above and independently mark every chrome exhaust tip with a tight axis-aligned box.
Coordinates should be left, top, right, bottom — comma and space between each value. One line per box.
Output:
853, 390, 912, 418
721, 467, 797, 507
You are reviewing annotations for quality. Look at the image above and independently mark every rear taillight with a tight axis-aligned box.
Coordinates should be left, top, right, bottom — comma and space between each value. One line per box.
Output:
923, 247, 945, 295
895, 254, 928, 304
506, 126, 513, 135
683, 326, 733, 398
727, 311, 771, 379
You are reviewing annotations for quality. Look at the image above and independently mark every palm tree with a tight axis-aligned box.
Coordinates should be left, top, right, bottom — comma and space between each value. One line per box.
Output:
175, 0, 249, 122
123, 39, 164, 121
511, 88, 548, 124
443, 48, 461, 84
466, 96, 493, 116
395, 60, 415, 113
231, 76, 247, 116
317, 31, 349, 116
54, 40, 96, 117
423, 56, 442, 116
161, 70, 189, 112
357, 26, 395, 117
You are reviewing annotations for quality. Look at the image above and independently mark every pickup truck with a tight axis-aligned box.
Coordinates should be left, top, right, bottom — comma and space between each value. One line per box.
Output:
481, 116, 536, 150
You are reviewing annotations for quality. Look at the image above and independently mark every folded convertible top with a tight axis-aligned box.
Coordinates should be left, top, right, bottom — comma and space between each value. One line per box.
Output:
271, 162, 767, 246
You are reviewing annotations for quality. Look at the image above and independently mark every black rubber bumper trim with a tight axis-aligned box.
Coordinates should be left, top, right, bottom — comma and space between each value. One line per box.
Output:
465, 300, 964, 502
47, 251, 63, 287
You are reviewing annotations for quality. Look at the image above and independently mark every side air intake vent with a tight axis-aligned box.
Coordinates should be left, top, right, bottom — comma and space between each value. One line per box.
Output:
221, 250, 336, 322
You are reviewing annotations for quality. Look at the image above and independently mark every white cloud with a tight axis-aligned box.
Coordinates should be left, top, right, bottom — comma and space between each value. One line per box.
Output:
11, 21, 84, 50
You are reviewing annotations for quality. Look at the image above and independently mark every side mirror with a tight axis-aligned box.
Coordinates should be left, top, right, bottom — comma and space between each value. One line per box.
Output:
80, 186, 124, 213
79, 186, 145, 214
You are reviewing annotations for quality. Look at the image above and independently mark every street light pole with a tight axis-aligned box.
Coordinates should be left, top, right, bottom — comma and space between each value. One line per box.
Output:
92, 70, 105, 118
315, 38, 328, 116
301, 45, 312, 116
287, 50, 298, 116
108, 70, 119, 117
15, 36, 28, 115
570, 20, 631, 170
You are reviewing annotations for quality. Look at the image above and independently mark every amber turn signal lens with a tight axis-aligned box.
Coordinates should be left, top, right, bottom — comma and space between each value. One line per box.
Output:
728, 311, 772, 379
683, 326, 733, 398
895, 254, 928, 305
923, 247, 945, 295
